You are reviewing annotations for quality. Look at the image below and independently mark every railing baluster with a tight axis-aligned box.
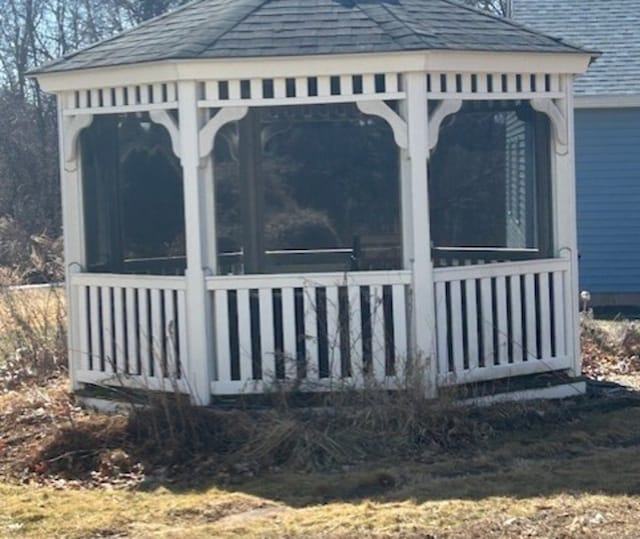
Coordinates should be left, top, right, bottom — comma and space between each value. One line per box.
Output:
370, 284, 386, 382
259, 288, 275, 382
480, 277, 494, 367
465, 279, 479, 371
164, 289, 176, 376
552, 270, 566, 357
435, 281, 449, 375
539, 272, 552, 360
89, 286, 102, 371
450, 280, 464, 375
236, 289, 253, 380
325, 285, 342, 380
303, 286, 319, 381
113, 287, 126, 374
495, 275, 509, 365
138, 288, 150, 377
76, 285, 90, 370
101, 287, 114, 373
214, 290, 231, 383
281, 287, 297, 379
150, 289, 163, 377
509, 275, 524, 363
391, 284, 408, 380
524, 273, 538, 360
125, 287, 137, 375
348, 284, 363, 384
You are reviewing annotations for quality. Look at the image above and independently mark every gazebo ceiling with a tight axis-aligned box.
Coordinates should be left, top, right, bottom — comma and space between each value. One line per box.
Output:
33, 0, 588, 75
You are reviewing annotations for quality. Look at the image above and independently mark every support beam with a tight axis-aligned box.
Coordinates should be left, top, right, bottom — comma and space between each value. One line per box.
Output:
178, 81, 214, 404
530, 97, 568, 155
356, 100, 408, 149
549, 76, 580, 376
400, 73, 437, 397
149, 110, 181, 159
427, 99, 462, 152
58, 103, 93, 390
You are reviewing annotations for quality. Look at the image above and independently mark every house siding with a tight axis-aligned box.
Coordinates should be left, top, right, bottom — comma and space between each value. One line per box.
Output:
575, 108, 640, 294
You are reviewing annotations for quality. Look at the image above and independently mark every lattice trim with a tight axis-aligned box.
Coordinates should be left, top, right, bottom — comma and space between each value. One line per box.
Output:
427, 72, 563, 99
63, 82, 178, 115
197, 73, 403, 107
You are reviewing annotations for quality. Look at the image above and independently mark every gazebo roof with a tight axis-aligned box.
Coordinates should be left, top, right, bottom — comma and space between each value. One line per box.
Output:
33, 0, 588, 75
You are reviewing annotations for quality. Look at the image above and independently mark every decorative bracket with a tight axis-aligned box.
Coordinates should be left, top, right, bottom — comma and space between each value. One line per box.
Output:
63, 114, 94, 171
427, 99, 462, 152
199, 106, 249, 160
356, 100, 408, 149
149, 110, 181, 159
530, 97, 569, 155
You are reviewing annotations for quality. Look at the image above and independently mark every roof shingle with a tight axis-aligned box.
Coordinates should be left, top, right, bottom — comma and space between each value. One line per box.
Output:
512, 0, 640, 96
34, 0, 589, 75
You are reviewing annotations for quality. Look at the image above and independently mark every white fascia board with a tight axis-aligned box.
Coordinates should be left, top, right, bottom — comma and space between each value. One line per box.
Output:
35, 50, 592, 94
574, 94, 640, 109
424, 50, 592, 75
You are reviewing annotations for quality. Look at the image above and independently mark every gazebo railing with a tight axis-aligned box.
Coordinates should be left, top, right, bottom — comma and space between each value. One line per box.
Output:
69, 273, 189, 392
206, 270, 412, 394
433, 258, 572, 386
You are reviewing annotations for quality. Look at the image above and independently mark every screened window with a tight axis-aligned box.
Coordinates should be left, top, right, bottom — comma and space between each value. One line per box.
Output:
213, 104, 401, 274
81, 114, 185, 274
429, 100, 552, 262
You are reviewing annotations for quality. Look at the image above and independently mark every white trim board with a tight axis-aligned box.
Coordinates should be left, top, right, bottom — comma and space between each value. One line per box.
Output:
34, 50, 592, 93
574, 94, 640, 109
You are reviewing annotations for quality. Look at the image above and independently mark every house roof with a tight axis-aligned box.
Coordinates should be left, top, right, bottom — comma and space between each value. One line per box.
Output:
512, 0, 640, 97
33, 0, 588, 75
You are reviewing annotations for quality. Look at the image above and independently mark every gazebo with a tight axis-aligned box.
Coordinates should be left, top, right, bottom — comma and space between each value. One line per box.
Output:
31, 0, 594, 405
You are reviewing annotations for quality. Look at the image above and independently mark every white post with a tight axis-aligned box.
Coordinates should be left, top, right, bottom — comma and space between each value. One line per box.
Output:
400, 72, 437, 396
178, 81, 214, 404
57, 95, 91, 391
553, 76, 581, 377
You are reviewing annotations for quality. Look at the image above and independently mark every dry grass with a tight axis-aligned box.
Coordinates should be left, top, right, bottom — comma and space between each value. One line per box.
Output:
0, 284, 66, 390
1, 307, 640, 537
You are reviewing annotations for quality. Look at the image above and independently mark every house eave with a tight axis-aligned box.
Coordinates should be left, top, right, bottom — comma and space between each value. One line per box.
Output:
33, 50, 593, 94
574, 94, 640, 109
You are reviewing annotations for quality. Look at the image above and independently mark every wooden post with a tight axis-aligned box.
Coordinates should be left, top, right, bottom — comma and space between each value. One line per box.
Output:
178, 81, 214, 404
400, 73, 437, 396
57, 95, 92, 391
552, 76, 581, 377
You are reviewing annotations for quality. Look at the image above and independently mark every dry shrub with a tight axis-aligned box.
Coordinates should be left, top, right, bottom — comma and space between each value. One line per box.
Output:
25, 373, 578, 485
0, 217, 64, 283
34, 414, 130, 478
581, 313, 640, 379
0, 273, 67, 391
126, 393, 255, 465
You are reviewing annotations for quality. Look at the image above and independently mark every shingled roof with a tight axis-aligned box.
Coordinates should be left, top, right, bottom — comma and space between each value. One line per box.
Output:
33, 0, 588, 75
513, 0, 639, 96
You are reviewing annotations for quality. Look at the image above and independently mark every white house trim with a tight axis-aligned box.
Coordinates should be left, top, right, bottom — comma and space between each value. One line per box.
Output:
574, 94, 640, 109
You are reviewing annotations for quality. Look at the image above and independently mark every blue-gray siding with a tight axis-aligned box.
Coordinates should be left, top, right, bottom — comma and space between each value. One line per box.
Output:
575, 108, 640, 294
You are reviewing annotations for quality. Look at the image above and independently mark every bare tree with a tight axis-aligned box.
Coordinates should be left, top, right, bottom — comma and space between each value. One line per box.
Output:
460, 0, 510, 17
0, 0, 185, 278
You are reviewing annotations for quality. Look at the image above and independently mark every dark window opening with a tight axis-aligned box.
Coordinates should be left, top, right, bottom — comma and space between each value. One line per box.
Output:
213, 103, 402, 275
429, 100, 552, 266
81, 113, 185, 275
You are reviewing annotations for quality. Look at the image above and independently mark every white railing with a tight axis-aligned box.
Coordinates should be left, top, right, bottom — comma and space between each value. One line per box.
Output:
433, 258, 572, 386
206, 271, 412, 394
69, 273, 188, 392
